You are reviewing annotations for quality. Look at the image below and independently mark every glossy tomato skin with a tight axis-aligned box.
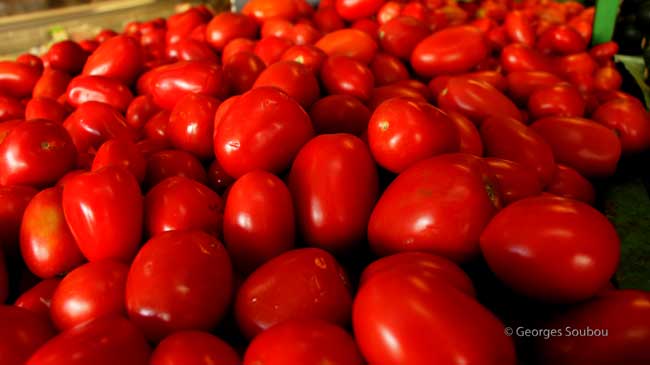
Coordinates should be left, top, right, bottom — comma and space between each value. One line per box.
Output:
369, 53, 409, 86
0, 185, 38, 255
223, 51, 266, 95
214, 87, 314, 178
253, 60, 320, 108
254, 36, 293, 66
44, 40, 88, 75
167, 93, 220, 160
280, 45, 327, 74
25, 97, 67, 123
0, 305, 55, 365
367, 83, 426, 110
480, 196, 620, 303
320, 55, 374, 101
206, 12, 258, 51
592, 98, 650, 154
447, 111, 483, 156
500, 44, 555, 73
126, 94, 160, 130
63, 101, 135, 153
66, 75, 133, 112
536, 290, 650, 364
92, 139, 147, 183
289, 134, 378, 252
20, 187, 84, 279
243, 319, 364, 365
313, 7, 346, 33
150, 331, 240, 365
411, 26, 489, 77
33, 68, 71, 100
207, 159, 234, 194
545, 164, 595, 205
145, 176, 223, 238
15, 278, 60, 316
368, 97, 459, 173
149, 61, 226, 110
126, 230, 233, 341
504, 11, 535, 46
0, 120, 22, 145
309, 94, 370, 135
527, 83, 585, 119
235, 248, 352, 339
315, 29, 378, 64
336, 0, 383, 20
167, 39, 218, 63
82, 35, 142, 85
0, 95, 25, 122
369, 154, 500, 262
224, 170, 294, 273
353, 268, 516, 365
221, 38, 256, 63
50, 260, 129, 330
378, 15, 430, 60
531, 117, 621, 177
143, 110, 170, 141
480, 116, 556, 186
0, 61, 42, 98
25, 316, 151, 365
438, 78, 521, 124
62, 166, 143, 262
144, 150, 208, 187
243, 0, 300, 22
485, 157, 543, 205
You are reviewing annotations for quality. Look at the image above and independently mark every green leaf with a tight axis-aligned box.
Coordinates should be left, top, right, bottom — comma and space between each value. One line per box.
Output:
592, 0, 619, 45
616, 54, 650, 109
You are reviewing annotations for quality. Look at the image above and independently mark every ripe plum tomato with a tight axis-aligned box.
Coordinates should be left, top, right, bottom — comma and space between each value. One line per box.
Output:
309, 94, 370, 135
126, 95, 160, 131
149, 61, 226, 110
335, 0, 383, 21
485, 157, 543, 205
378, 15, 430, 60
0, 305, 55, 365
205, 12, 258, 51
25, 97, 66, 123
82, 35, 142, 85
438, 78, 521, 124
92, 139, 147, 183
280, 45, 327, 74
0, 185, 38, 254
252, 60, 320, 108
447, 111, 483, 156
168, 93, 220, 160
0, 60, 41, 98
545, 164, 595, 205
369, 53, 409, 86
63, 101, 135, 153
320, 55, 374, 101
144, 149, 208, 187
242, 0, 300, 22
66, 75, 133, 112
207, 159, 234, 194
506, 71, 565, 104
315, 29, 378, 64
150, 331, 240, 365
14, 278, 60, 316
527, 83, 586, 119
223, 51, 266, 95
592, 98, 650, 154
43, 41, 87, 75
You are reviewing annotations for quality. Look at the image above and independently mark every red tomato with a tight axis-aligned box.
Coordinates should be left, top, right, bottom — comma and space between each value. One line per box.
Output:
0, 95, 25, 122
0, 119, 22, 145
0, 61, 41, 99
149, 61, 226, 110
25, 97, 67, 123
500, 44, 555, 73
214, 87, 314, 178
320, 55, 374, 101
367, 83, 426, 110
351, 18, 379, 41
207, 159, 234, 194
359, 252, 475, 296
537, 290, 650, 364
313, 7, 346, 33
0, 186, 37, 254
335, 0, 383, 20
66, 75, 133, 112
17, 53, 44, 73
19, 187, 84, 279
280, 45, 327, 74
14, 278, 60, 316
0, 120, 76, 187
143, 110, 170, 141
545, 164, 595, 205
44, 40, 88, 75
166, 39, 218, 63
309, 94, 370, 135
447, 111, 483, 156
221, 38, 256, 63
224, 170, 294, 273
223, 52, 266, 95
368, 154, 500, 262
481, 196, 620, 302
377, 1, 403, 24
253, 60, 320, 108
63, 101, 135, 153
92, 139, 146, 183
485, 157, 543, 205
144, 149, 208, 187
315, 29, 378, 64
589, 41, 618, 63
243, 0, 300, 22
592, 98, 650, 154
537, 25, 587, 55
438, 78, 521, 124
166, 8, 209, 45
0, 305, 55, 365
555, 53, 598, 79
145, 176, 223, 237
464, 70, 508, 91
528, 83, 585, 119
261, 18, 294, 41
411, 26, 489, 77
506, 71, 564, 103
368, 98, 459, 172
62, 166, 143, 262
480, 116, 556, 186
253, 36, 294, 66
33, 68, 71, 100
235, 247, 352, 338
289, 134, 378, 252
26, 316, 151, 365
205, 12, 258, 51
378, 15, 430, 60
82, 35, 142, 85
126, 230, 233, 341
167, 93, 220, 159
369, 53, 409, 86
594, 66, 623, 92
150, 331, 240, 365
50, 261, 128, 330
504, 11, 535, 46
353, 267, 516, 365
531, 117, 621, 177
244, 319, 363, 365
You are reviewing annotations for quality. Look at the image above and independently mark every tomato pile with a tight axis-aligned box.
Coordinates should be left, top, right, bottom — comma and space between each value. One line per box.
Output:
1, 0, 649, 364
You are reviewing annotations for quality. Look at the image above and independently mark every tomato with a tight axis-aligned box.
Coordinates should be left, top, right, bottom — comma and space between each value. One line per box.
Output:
0, 305, 55, 365
367, 83, 426, 110
82, 35, 142, 85
438, 78, 521, 124
253, 60, 320, 108
92, 139, 146, 183
0, 185, 38, 255
33, 68, 71, 100
261, 18, 294, 41
369, 53, 409, 86
143, 110, 170, 141
0, 120, 76, 188
206, 159, 234, 194
0, 95, 25, 122
411, 26, 489, 77
480, 116, 556, 186
536, 290, 650, 364
485, 157, 542, 205
167, 93, 220, 160
244, 319, 363, 365
320, 55, 374, 101
166, 8, 209, 45
149, 61, 226, 110
313, 7, 346, 33
555, 52, 598, 79
309, 94, 370, 135
223, 52, 266, 95
280, 45, 327, 74
166, 39, 218, 63
592, 98, 650, 154
14, 279, 59, 316
44, 40, 88, 75
150, 331, 240, 365
351, 18, 379, 42
368, 98, 458, 173
145, 150, 208, 187
0, 61, 41, 99
66, 75, 133, 112
254, 36, 294, 66
63, 101, 134, 152
221, 38, 256, 63
589, 41, 618, 63
205, 12, 258, 51
545, 164, 595, 205
537, 25, 587, 55
26, 316, 151, 365
504, 11, 535, 47
62, 166, 143, 262
126, 230, 233, 341
378, 16, 429, 60
528, 83, 585, 119
482, 196, 619, 303
0, 251, 7, 303
289, 134, 378, 252
335, 0, 383, 20
593, 66, 623, 93
447, 111, 483, 156
214, 87, 314, 178
359, 252, 475, 296
506, 71, 564, 104
353, 267, 516, 365
25, 97, 66, 123
500, 44, 555, 73
223, 170, 294, 273
17, 53, 44, 73
315, 29, 378, 64
377, 1, 403, 24
531, 117, 621, 177
78, 39, 100, 53
368, 154, 500, 262
243, 0, 300, 22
